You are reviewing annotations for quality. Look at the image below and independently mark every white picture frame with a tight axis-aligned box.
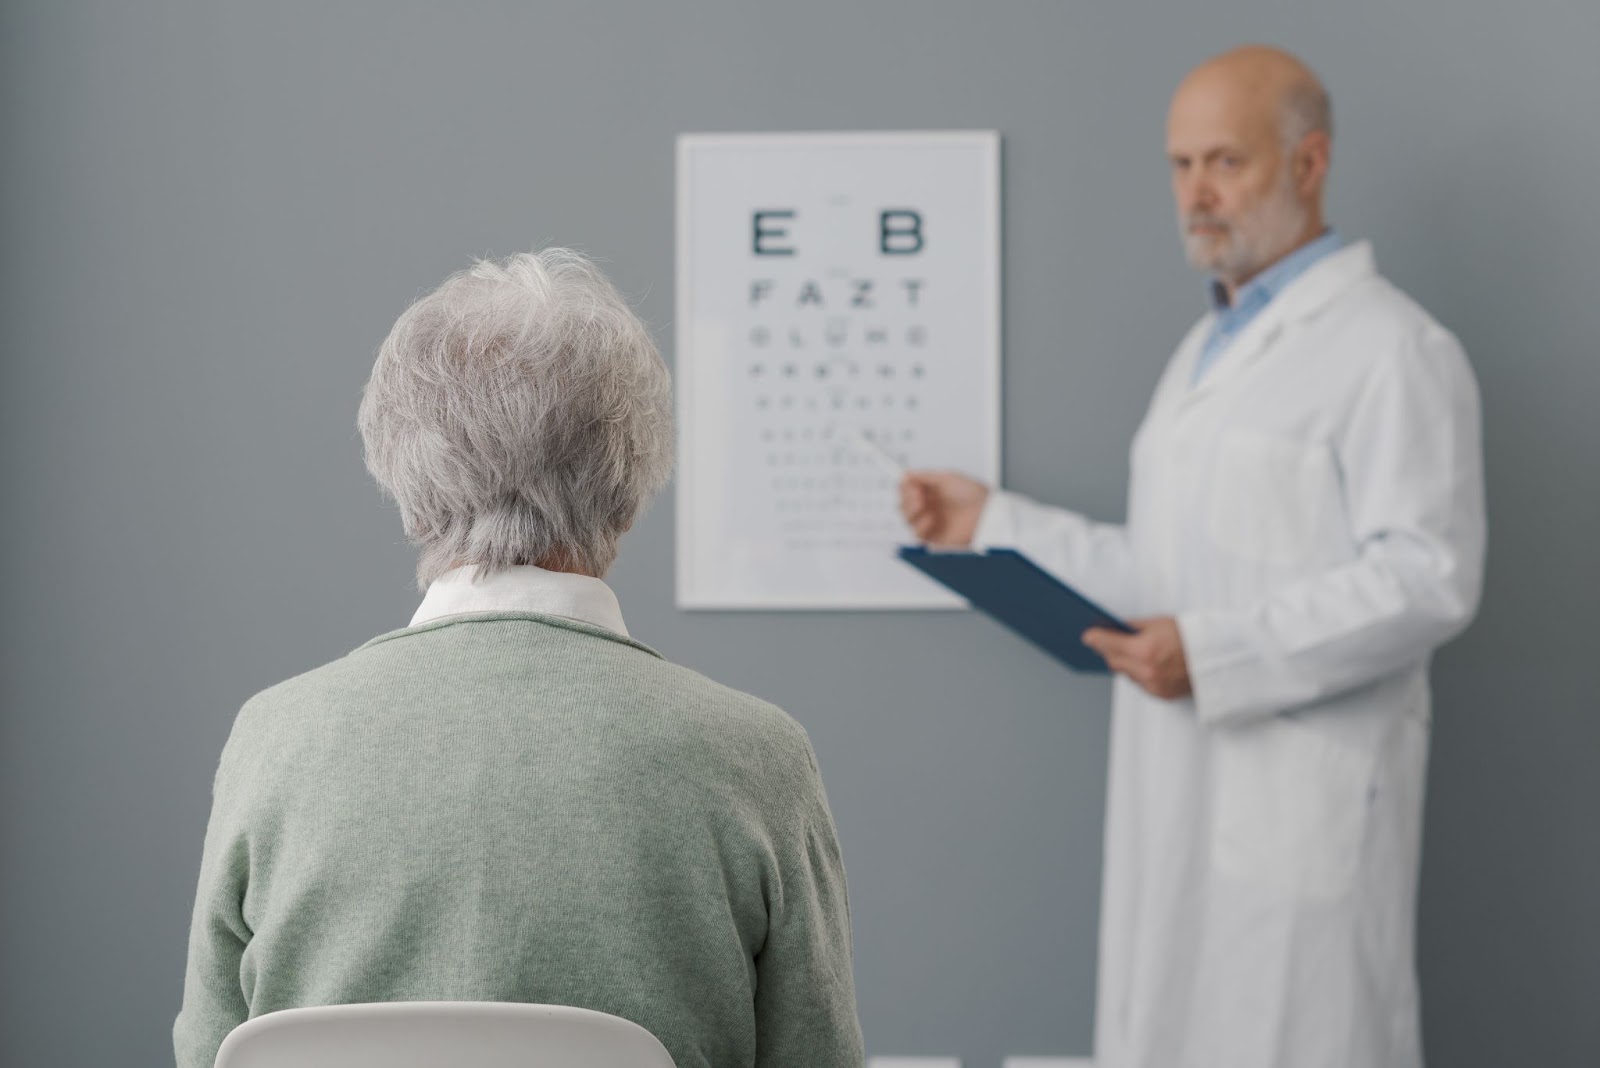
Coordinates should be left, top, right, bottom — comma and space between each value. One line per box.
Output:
676, 130, 1002, 609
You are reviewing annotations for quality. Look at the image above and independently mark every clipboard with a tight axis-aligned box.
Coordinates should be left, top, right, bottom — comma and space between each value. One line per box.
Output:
898, 546, 1134, 674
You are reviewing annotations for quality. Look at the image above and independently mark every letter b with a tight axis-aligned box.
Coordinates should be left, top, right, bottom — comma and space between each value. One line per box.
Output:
879, 210, 924, 255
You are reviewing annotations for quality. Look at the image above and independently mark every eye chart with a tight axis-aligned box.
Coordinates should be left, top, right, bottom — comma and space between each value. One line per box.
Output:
676, 131, 1001, 609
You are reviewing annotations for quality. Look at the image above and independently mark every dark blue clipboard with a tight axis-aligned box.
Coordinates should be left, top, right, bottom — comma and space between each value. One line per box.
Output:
898, 545, 1134, 674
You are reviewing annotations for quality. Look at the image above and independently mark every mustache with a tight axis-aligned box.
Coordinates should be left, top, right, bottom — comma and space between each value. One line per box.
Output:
1183, 213, 1231, 233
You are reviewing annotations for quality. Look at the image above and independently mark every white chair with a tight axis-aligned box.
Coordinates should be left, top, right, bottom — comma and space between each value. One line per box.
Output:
212, 1001, 677, 1068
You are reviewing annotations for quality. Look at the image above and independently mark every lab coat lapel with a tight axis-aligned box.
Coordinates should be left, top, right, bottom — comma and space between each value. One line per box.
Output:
1176, 241, 1379, 410
1146, 317, 1213, 423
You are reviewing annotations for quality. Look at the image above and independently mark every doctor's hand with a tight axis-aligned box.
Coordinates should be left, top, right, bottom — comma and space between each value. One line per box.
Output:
899, 470, 991, 547
1083, 617, 1194, 701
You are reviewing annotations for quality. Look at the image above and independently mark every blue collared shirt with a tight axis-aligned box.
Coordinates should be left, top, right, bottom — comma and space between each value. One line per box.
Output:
1192, 229, 1344, 383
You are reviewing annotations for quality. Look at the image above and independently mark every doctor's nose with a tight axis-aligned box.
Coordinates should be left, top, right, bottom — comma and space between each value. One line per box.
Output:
1177, 175, 1218, 216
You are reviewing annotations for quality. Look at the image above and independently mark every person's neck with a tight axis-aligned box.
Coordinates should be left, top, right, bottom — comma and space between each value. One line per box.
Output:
446, 556, 606, 581
1218, 216, 1328, 304
534, 546, 606, 578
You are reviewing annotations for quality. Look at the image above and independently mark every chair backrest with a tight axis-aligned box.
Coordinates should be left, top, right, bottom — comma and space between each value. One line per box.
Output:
212, 1001, 677, 1068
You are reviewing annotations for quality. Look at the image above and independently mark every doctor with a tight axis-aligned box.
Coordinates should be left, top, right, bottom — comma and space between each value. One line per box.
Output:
901, 46, 1486, 1068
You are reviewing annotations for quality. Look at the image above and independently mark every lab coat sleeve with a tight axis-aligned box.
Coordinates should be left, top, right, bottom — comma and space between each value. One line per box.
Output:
1178, 327, 1487, 726
973, 489, 1140, 616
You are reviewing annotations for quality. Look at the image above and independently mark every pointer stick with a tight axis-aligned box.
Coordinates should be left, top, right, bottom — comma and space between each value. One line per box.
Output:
853, 427, 909, 477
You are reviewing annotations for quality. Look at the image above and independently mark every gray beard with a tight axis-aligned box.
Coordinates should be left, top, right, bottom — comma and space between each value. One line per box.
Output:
1180, 189, 1309, 286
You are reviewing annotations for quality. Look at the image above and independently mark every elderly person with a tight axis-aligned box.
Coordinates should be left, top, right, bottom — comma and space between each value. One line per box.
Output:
903, 46, 1485, 1068
174, 249, 864, 1068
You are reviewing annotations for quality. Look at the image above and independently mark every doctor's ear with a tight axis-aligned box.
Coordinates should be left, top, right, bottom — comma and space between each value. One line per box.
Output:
1292, 131, 1331, 192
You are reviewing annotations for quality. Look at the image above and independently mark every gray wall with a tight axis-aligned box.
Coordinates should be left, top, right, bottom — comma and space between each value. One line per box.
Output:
2, 2, 1596, 1065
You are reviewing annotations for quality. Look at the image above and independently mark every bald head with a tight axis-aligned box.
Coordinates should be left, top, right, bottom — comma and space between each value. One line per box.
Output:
1178, 46, 1331, 150
1167, 46, 1333, 290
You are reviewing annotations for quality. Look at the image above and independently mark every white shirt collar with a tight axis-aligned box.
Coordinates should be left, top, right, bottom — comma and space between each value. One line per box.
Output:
409, 564, 629, 637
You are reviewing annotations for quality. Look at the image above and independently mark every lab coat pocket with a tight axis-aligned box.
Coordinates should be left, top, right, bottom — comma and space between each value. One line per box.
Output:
1207, 428, 1336, 569
1211, 717, 1372, 900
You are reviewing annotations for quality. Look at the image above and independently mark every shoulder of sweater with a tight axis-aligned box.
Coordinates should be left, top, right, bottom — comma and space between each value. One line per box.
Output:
220, 654, 360, 758
656, 659, 814, 749
231, 628, 816, 762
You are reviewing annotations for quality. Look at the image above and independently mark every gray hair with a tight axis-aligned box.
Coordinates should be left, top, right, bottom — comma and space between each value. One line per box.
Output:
358, 248, 674, 589
1280, 78, 1333, 150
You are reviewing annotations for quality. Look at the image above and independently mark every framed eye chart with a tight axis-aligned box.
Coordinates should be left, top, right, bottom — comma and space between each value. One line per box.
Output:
676, 131, 1001, 609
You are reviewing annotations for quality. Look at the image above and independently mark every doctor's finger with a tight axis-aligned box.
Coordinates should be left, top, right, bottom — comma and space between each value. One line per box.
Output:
1083, 627, 1132, 654
1086, 640, 1133, 676
1104, 656, 1144, 684
1097, 649, 1128, 672
1095, 644, 1148, 681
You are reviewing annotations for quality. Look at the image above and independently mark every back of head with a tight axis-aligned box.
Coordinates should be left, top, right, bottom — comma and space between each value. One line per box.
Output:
358, 249, 674, 588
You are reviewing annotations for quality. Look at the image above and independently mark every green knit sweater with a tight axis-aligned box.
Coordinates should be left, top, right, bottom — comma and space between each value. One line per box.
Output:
174, 611, 863, 1068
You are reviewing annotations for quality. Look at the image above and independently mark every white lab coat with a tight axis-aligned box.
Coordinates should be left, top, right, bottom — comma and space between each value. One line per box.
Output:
975, 242, 1486, 1068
